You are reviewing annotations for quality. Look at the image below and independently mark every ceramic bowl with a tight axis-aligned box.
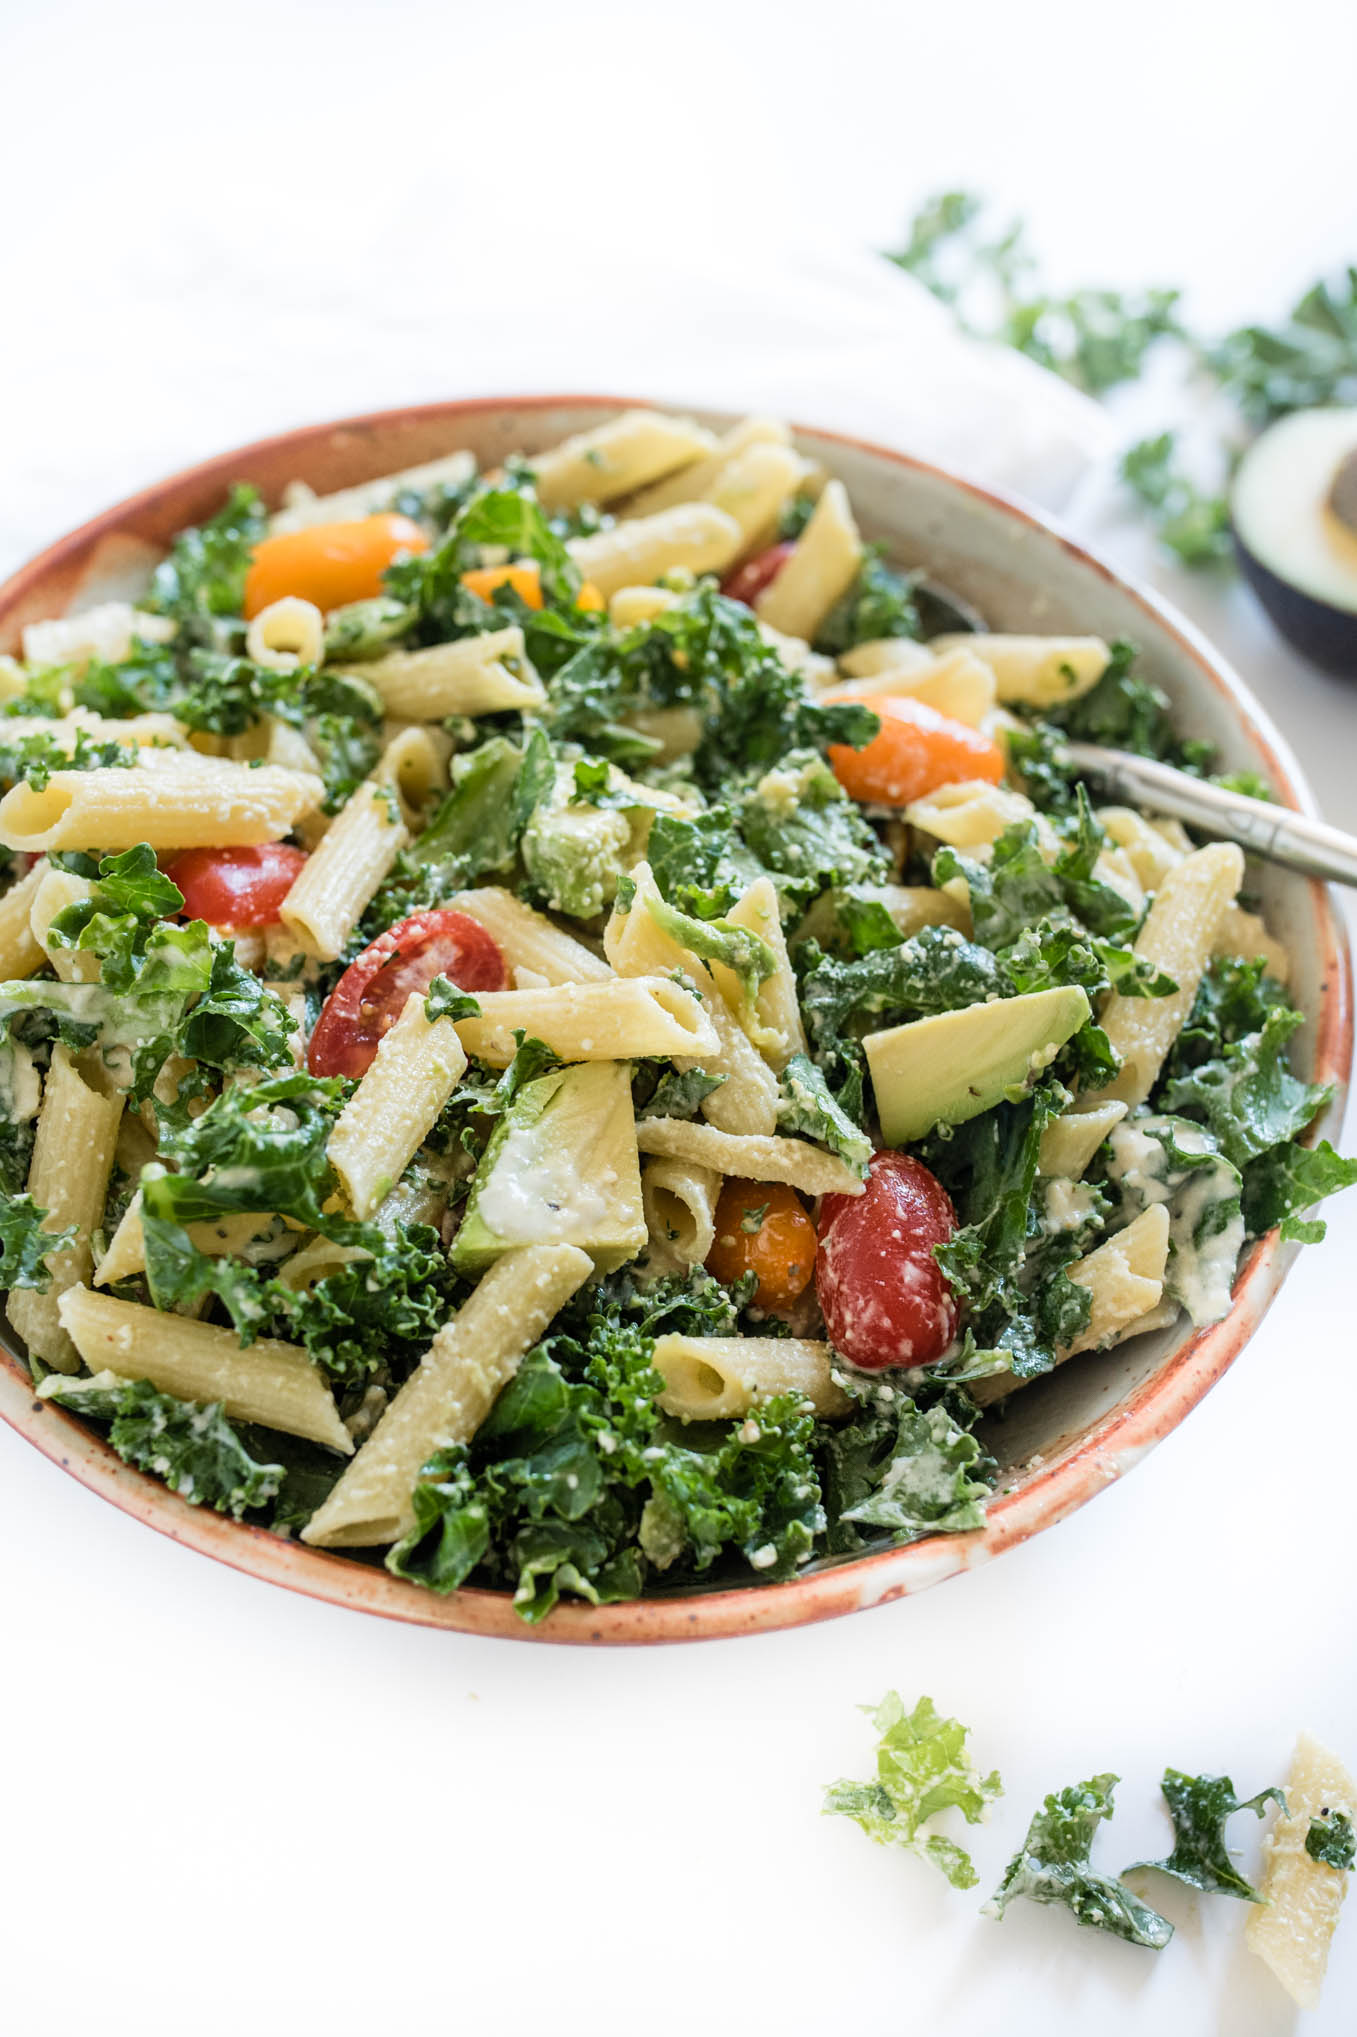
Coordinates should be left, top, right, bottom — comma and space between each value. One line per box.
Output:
0, 395, 1349, 1644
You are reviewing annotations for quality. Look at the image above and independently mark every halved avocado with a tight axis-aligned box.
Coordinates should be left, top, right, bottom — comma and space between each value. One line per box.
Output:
1232, 408, 1357, 677
863, 985, 1090, 1146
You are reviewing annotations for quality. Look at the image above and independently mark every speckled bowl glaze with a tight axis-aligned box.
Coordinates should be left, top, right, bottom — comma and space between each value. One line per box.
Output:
0, 396, 1350, 1644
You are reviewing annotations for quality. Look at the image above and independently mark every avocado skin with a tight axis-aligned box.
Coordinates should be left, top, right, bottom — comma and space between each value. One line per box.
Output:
1233, 528, 1357, 679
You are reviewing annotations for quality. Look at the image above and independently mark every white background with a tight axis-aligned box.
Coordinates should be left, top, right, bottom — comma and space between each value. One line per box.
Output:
2, 4, 1355, 2033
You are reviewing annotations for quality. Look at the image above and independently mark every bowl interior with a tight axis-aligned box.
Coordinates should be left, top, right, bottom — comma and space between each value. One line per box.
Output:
0, 396, 1349, 1643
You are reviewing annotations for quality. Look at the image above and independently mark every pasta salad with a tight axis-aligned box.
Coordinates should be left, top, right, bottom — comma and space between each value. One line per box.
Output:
1, 406, 1352, 1620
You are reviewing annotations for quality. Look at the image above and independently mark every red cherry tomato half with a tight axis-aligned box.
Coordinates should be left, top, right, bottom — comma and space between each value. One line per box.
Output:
720, 542, 795, 608
816, 1151, 959, 1370
163, 844, 307, 928
307, 908, 506, 1078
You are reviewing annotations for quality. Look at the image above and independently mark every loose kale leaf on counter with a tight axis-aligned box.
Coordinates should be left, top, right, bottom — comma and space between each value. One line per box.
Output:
824, 1692, 1003, 1890
1127, 1768, 1285, 1902
39, 1375, 283, 1519
986, 1774, 1174, 1948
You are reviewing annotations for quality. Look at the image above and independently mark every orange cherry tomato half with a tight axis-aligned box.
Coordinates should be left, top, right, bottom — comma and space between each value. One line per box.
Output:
827, 690, 1004, 806
459, 562, 605, 612
307, 908, 507, 1079
163, 844, 306, 928
706, 1179, 817, 1313
242, 513, 429, 619
720, 542, 795, 608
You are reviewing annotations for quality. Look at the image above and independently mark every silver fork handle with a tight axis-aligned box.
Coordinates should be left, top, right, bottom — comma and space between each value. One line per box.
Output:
1062, 742, 1357, 890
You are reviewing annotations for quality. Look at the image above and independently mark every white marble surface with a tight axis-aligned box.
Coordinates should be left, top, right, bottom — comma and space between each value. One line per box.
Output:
2, 4, 1355, 2033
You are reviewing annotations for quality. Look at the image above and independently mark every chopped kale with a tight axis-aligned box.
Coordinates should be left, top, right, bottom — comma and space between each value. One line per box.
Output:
1306, 1810, 1356, 1872
39, 1375, 283, 1518
986, 1774, 1173, 1948
1128, 1769, 1285, 1902
824, 1692, 1003, 1890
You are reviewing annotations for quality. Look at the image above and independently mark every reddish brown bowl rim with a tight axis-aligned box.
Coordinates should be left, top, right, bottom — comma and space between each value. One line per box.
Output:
0, 393, 1350, 1644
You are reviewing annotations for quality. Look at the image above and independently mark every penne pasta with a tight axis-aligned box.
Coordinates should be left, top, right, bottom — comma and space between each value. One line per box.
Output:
327, 992, 468, 1220
452, 974, 719, 1067
377, 723, 454, 827
245, 595, 325, 672
93, 1194, 285, 1288
905, 778, 1039, 849
641, 1156, 721, 1269
301, 1243, 593, 1547
1247, 1732, 1354, 2009
278, 779, 409, 961
1099, 843, 1244, 1106
21, 602, 177, 670
52, 1285, 352, 1452
837, 637, 937, 681
622, 414, 792, 518
7, 1048, 124, 1373
754, 479, 862, 640
0, 752, 324, 853
335, 626, 545, 719
828, 646, 997, 728
634, 1116, 864, 1199
270, 449, 476, 533
720, 876, 806, 1070
0, 859, 51, 981
702, 441, 808, 559
568, 503, 743, 599
531, 409, 716, 510
931, 633, 1111, 705
653, 1334, 852, 1421
447, 886, 613, 984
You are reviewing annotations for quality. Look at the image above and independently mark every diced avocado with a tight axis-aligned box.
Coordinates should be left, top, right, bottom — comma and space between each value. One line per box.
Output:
863, 985, 1090, 1146
451, 1060, 646, 1276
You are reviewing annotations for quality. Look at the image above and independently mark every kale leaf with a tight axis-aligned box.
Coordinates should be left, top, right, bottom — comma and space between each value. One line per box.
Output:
1120, 434, 1232, 568
778, 1052, 873, 1175
986, 1775, 1173, 1948
1306, 1810, 1356, 1871
39, 1374, 283, 1517
823, 1692, 1003, 1890
813, 550, 921, 655
0, 1190, 76, 1290
1242, 1137, 1357, 1244
143, 484, 267, 626
1161, 1007, 1330, 1171
1128, 1769, 1285, 1901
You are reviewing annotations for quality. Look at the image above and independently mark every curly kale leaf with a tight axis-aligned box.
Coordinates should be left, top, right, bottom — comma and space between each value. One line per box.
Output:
1128, 1769, 1285, 1901
834, 1399, 995, 1542
1211, 267, 1357, 423
813, 549, 921, 655
986, 1775, 1173, 1949
1242, 1138, 1357, 1244
40, 1374, 283, 1518
1161, 1007, 1330, 1171
800, 927, 1006, 1048
778, 1052, 872, 1176
638, 1067, 727, 1120
823, 1692, 1003, 1890
0, 1190, 77, 1291
1306, 1810, 1356, 1871
143, 485, 267, 626
737, 755, 887, 906
1120, 434, 1232, 568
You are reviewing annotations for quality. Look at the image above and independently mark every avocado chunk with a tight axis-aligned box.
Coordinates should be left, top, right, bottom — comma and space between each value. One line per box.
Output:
451, 1060, 646, 1275
521, 766, 635, 919
863, 985, 1090, 1146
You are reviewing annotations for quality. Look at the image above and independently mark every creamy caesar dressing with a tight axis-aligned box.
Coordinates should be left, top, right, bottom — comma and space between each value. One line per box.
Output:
1105, 1115, 1244, 1327
473, 1117, 612, 1245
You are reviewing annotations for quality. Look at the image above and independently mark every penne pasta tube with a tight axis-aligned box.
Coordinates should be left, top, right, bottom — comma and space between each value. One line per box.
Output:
972, 1203, 1171, 1405
7, 1047, 124, 1372
0, 753, 324, 853
1099, 843, 1244, 1106
720, 876, 806, 1070
827, 646, 996, 728
634, 1117, 864, 1199
1213, 901, 1290, 981
641, 1156, 721, 1269
93, 1193, 285, 1288
301, 1243, 593, 1547
608, 585, 679, 628
568, 503, 743, 599
653, 1333, 852, 1421
452, 975, 718, 1066
931, 633, 1110, 706
447, 886, 613, 984
531, 409, 716, 510
21, 602, 177, 670
0, 708, 188, 752
245, 596, 325, 672
334, 627, 545, 719
836, 637, 937, 681
905, 778, 1039, 850
702, 441, 808, 559
53, 1284, 353, 1453
755, 479, 862, 641
0, 859, 51, 980
328, 992, 468, 1220
279, 780, 409, 961
623, 415, 792, 518
1247, 1732, 1355, 2008
269, 449, 476, 533
377, 723, 454, 827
